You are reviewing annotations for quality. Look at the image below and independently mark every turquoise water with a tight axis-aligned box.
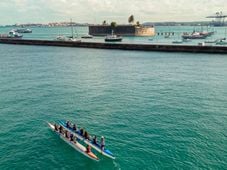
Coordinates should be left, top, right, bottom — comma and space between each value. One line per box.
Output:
0, 44, 227, 169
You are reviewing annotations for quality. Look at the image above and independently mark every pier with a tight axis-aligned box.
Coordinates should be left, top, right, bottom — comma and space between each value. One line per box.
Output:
0, 38, 227, 54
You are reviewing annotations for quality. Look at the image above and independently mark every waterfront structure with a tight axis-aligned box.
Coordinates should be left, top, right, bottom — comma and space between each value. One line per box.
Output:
0, 38, 227, 54
89, 25, 155, 36
206, 12, 227, 26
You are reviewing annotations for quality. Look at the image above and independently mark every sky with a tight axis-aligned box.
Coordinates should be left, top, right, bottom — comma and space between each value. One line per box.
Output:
0, 0, 227, 25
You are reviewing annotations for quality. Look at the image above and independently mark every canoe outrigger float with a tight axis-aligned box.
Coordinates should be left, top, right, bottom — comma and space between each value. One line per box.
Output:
48, 122, 99, 161
58, 120, 115, 160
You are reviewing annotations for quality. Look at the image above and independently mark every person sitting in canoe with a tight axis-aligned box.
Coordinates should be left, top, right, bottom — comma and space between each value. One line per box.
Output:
66, 121, 70, 128
70, 133, 74, 141
54, 124, 58, 131
101, 136, 105, 151
93, 136, 97, 145
72, 124, 77, 131
65, 130, 69, 138
86, 145, 91, 153
59, 125, 63, 134
84, 131, 90, 140
80, 128, 84, 136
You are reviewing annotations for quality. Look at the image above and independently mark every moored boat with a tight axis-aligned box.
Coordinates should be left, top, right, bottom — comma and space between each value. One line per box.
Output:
59, 120, 115, 160
56, 35, 67, 41
182, 32, 206, 39
81, 34, 93, 39
8, 31, 23, 38
68, 38, 81, 42
0, 31, 23, 39
13, 28, 32, 33
105, 30, 122, 42
48, 122, 99, 161
216, 38, 227, 45
105, 34, 122, 42
56, 35, 81, 42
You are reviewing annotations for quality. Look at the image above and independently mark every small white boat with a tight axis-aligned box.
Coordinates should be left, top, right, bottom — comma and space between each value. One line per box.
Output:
56, 35, 67, 41
182, 32, 206, 39
105, 35, 122, 42
81, 34, 93, 39
13, 28, 32, 33
56, 35, 81, 42
48, 122, 99, 161
68, 38, 81, 42
4, 31, 23, 38
105, 31, 122, 42
55, 19, 81, 42
216, 38, 227, 45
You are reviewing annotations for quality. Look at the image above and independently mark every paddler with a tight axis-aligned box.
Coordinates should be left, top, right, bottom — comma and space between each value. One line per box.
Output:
59, 125, 63, 134
54, 124, 58, 131
86, 145, 91, 153
72, 124, 77, 131
100, 136, 105, 151
70, 133, 74, 141
80, 128, 84, 136
84, 131, 90, 140
65, 130, 69, 138
93, 136, 97, 145
66, 121, 70, 128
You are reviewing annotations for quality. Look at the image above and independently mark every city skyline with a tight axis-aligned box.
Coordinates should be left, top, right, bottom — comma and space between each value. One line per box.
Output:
0, 0, 227, 25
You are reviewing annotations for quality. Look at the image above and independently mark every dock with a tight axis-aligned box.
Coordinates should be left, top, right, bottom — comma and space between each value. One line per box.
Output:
0, 38, 227, 54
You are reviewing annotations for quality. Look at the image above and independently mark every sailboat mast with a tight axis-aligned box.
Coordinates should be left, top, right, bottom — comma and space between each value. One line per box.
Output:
70, 18, 74, 39
225, 28, 227, 38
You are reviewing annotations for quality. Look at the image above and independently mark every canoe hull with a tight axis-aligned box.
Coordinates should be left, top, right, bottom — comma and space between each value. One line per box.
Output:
48, 123, 99, 161
58, 120, 115, 159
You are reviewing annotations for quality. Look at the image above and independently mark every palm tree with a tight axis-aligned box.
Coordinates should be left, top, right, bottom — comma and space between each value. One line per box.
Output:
102, 20, 107, 25
128, 15, 134, 25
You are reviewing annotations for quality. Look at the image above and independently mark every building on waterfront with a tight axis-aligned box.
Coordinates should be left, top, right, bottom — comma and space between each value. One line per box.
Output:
89, 25, 155, 36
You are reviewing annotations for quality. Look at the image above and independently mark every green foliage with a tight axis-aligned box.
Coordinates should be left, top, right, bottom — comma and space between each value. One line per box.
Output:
110, 22, 117, 29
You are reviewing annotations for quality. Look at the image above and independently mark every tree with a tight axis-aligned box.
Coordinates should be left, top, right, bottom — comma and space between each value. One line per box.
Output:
110, 22, 117, 34
136, 21, 140, 26
128, 15, 134, 24
102, 20, 107, 25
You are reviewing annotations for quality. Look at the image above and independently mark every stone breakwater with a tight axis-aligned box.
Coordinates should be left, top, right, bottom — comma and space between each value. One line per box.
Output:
0, 38, 227, 54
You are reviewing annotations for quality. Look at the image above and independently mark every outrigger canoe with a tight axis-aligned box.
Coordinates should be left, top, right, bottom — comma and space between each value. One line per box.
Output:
59, 120, 115, 159
48, 122, 99, 161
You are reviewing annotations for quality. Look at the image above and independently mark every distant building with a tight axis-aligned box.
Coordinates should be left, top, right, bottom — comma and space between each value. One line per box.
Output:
89, 25, 155, 36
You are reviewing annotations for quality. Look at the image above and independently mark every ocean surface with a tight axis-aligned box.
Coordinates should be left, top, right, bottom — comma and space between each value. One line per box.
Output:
0, 27, 227, 169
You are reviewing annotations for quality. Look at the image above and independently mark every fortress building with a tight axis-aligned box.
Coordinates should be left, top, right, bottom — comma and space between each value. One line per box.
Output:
89, 25, 155, 36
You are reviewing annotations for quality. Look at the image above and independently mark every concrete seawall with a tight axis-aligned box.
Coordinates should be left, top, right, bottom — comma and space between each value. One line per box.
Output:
0, 38, 227, 54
